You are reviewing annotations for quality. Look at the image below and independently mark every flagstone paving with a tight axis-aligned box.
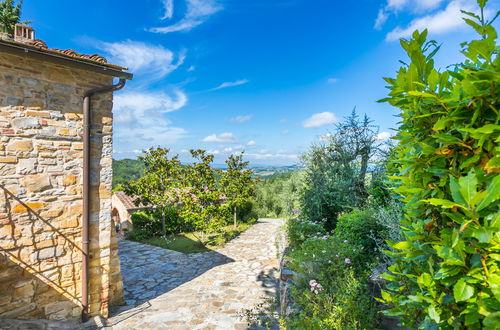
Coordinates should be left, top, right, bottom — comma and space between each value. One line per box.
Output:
103, 219, 284, 329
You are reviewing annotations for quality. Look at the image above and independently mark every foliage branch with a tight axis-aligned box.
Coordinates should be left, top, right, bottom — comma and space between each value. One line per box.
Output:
380, 1, 500, 327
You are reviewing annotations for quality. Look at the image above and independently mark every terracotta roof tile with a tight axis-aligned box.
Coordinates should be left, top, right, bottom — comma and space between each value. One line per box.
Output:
114, 191, 150, 210
0, 37, 127, 71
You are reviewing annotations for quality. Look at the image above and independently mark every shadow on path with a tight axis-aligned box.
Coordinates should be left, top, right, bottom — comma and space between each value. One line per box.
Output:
108, 240, 234, 320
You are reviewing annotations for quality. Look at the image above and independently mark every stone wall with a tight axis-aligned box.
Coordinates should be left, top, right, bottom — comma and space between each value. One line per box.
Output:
0, 51, 123, 320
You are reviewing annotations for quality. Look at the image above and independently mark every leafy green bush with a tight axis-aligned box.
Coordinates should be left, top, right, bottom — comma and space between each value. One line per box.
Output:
301, 110, 381, 230
130, 207, 186, 238
335, 209, 385, 265
237, 200, 259, 223
286, 236, 380, 328
380, 3, 500, 328
255, 172, 303, 218
287, 218, 325, 247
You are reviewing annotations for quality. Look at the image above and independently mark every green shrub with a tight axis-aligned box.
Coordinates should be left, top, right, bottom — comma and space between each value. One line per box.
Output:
286, 218, 325, 247
130, 207, 187, 238
300, 110, 381, 230
286, 236, 380, 328
380, 3, 500, 328
335, 209, 384, 265
237, 200, 259, 223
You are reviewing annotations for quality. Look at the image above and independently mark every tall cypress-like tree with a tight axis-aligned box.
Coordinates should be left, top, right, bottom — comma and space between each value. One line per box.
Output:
0, 0, 26, 35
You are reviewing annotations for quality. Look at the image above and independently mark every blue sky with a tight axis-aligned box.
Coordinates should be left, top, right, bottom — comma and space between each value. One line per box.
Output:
24, 0, 499, 165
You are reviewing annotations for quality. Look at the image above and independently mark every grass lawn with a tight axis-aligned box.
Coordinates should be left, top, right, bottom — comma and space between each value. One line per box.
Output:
135, 222, 254, 254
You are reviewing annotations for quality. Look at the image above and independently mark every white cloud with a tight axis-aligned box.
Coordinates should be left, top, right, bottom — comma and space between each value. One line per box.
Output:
375, 0, 447, 30
385, 0, 475, 41
97, 40, 185, 80
114, 90, 187, 119
376, 131, 392, 141
229, 115, 252, 123
207, 149, 220, 155
319, 133, 332, 141
113, 90, 188, 152
302, 112, 338, 128
150, 0, 223, 33
245, 152, 299, 161
202, 132, 237, 143
386, 0, 446, 12
386, 0, 474, 41
247, 140, 256, 146
327, 77, 338, 84
161, 0, 174, 19
374, 9, 389, 30
209, 79, 249, 91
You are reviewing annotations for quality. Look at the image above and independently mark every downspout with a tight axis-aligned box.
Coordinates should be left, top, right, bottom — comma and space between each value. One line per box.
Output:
82, 78, 126, 321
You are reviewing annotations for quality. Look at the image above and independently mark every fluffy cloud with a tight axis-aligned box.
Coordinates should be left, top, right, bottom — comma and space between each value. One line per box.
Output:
150, 0, 222, 33
229, 115, 252, 123
376, 131, 392, 141
245, 152, 299, 161
302, 112, 338, 128
386, 0, 446, 12
202, 132, 237, 143
247, 140, 256, 146
385, 0, 475, 41
161, 0, 174, 19
209, 79, 249, 91
97, 40, 185, 80
113, 90, 188, 152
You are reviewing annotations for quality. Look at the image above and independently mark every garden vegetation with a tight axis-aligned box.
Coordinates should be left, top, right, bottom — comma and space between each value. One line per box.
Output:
253, 1, 499, 328
123, 148, 258, 247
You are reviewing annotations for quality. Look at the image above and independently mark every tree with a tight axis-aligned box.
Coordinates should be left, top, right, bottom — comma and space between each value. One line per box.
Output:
221, 153, 256, 228
380, 1, 500, 327
0, 0, 28, 35
180, 149, 225, 241
301, 109, 380, 229
124, 147, 183, 238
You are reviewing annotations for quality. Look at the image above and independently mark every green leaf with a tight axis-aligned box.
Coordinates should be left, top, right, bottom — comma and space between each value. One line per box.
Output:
485, 156, 500, 170
476, 175, 500, 211
459, 169, 478, 206
450, 176, 467, 206
393, 240, 413, 250
471, 227, 492, 243
483, 312, 500, 329
428, 304, 441, 323
487, 274, 500, 302
433, 117, 449, 131
407, 91, 439, 98
424, 198, 461, 209
454, 278, 474, 302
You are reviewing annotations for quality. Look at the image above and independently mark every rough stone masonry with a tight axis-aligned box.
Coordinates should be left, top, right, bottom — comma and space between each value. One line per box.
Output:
0, 49, 124, 320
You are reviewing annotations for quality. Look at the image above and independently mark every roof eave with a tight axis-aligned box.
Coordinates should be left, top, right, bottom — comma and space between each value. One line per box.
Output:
0, 40, 133, 80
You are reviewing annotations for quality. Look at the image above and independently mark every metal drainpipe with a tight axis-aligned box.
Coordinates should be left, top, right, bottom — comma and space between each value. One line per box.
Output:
82, 78, 126, 321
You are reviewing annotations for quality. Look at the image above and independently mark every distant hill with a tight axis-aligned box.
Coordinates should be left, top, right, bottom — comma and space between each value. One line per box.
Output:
112, 159, 145, 188
112, 158, 300, 188
250, 164, 302, 178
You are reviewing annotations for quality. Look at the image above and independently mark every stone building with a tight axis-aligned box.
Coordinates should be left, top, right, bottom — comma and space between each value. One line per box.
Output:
0, 25, 132, 320
112, 191, 151, 232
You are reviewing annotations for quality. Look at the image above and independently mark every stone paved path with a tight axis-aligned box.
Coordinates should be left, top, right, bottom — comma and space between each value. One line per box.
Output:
104, 219, 284, 329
